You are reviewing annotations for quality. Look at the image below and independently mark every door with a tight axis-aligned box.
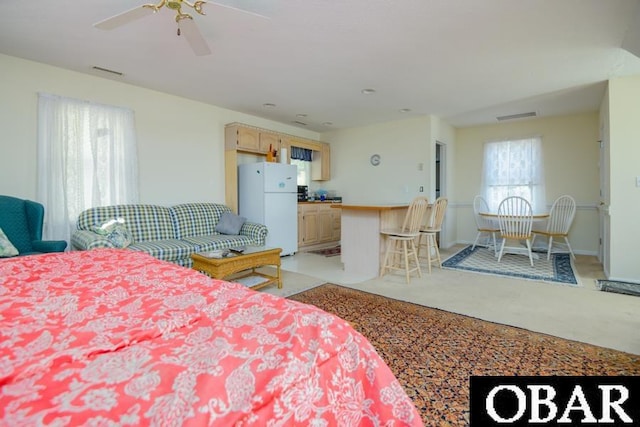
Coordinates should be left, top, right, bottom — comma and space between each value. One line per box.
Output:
435, 141, 447, 245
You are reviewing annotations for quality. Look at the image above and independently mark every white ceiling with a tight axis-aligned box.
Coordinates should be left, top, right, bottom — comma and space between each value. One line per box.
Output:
2, 0, 640, 132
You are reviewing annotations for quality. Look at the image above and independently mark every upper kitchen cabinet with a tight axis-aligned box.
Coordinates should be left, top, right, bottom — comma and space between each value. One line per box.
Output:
312, 142, 331, 181
225, 123, 280, 154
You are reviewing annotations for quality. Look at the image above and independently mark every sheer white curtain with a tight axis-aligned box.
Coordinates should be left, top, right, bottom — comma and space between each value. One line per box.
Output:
37, 93, 139, 244
480, 136, 546, 214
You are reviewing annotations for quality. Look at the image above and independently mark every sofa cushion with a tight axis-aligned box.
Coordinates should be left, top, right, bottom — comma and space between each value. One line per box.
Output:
77, 205, 176, 242
171, 203, 229, 239
183, 234, 254, 253
127, 239, 198, 264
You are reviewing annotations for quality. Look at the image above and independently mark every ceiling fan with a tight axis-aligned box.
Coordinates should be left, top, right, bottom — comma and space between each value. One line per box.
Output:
94, 0, 265, 56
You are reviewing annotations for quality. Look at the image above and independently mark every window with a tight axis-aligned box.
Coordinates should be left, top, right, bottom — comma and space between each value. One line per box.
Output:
481, 136, 546, 213
291, 159, 311, 186
290, 146, 313, 186
37, 93, 139, 244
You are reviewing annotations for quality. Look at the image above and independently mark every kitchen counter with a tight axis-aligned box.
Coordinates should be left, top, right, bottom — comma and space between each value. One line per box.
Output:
329, 203, 406, 210
332, 203, 410, 280
298, 200, 342, 204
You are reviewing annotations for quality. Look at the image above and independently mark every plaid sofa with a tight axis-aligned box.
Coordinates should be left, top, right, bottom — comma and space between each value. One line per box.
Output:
71, 203, 268, 267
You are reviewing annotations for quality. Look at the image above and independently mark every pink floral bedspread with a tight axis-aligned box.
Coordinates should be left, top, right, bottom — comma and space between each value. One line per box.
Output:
1, 249, 422, 426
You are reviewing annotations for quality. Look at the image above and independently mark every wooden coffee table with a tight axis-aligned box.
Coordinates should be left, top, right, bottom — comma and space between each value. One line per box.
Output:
191, 246, 282, 291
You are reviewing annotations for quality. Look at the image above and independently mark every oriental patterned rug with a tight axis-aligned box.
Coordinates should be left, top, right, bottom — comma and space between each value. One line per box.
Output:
442, 245, 578, 286
288, 284, 640, 427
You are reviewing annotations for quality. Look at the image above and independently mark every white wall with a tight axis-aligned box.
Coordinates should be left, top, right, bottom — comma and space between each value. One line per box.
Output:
0, 53, 319, 206
454, 112, 601, 255
607, 75, 640, 282
321, 117, 432, 204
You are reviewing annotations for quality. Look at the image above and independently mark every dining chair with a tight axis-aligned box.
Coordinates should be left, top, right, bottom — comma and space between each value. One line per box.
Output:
497, 196, 534, 266
417, 197, 448, 273
471, 195, 499, 254
532, 195, 576, 260
380, 196, 430, 283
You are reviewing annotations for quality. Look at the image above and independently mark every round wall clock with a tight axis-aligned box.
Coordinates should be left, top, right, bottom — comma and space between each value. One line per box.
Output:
370, 154, 381, 166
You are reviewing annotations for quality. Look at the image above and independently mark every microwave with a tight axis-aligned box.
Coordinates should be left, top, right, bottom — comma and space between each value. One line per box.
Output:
297, 185, 308, 201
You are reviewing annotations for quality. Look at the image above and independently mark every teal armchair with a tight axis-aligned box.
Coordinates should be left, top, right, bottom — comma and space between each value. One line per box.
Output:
0, 195, 67, 256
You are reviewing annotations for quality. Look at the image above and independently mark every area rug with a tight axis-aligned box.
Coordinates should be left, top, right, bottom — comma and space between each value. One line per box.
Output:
597, 279, 640, 297
441, 244, 578, 285
307, 245, 341, 257
288, 284, 640, 426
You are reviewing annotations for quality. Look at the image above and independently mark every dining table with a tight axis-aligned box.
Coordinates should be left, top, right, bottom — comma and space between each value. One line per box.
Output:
478, 211, 549, 259
478, 212, 549, 221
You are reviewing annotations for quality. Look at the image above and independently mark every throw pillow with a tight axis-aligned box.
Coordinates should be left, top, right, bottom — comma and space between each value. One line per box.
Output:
106, 225, 133, 248
215, 212, 247, 235
92, 218, 133, 248
0, 227, 19, 257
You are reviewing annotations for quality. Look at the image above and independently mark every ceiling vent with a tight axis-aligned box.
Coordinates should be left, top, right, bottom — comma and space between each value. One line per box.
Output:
496, 111, 537, 121
92, 66, 123, 76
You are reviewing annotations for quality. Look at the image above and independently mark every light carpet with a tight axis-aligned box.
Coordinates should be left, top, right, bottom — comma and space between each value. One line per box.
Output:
442, 245, 578, 286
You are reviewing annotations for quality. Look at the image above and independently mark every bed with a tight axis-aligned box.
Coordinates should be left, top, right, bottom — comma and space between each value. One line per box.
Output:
1, 249, 422, 426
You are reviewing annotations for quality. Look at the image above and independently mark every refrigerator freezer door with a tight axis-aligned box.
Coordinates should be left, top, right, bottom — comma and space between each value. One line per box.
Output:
264, 163, 297, 193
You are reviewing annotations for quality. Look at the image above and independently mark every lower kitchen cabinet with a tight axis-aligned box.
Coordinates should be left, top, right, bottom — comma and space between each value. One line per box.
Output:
298, 203, 340, 249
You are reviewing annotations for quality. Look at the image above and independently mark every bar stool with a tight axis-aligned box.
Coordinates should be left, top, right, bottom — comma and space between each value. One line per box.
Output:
380, 196, 430, 283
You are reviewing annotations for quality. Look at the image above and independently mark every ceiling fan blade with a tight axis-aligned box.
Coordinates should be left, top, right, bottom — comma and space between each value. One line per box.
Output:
94, 6, 156, 30
205, 0, 271, 19
178, 17, 212, 56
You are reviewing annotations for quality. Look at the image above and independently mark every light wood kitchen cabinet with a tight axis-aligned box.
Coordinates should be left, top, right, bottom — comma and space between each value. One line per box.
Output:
312, 142, 331, 181
225, 124, 280, 154
318, 207, 333, 242
224, 122, 332, 213
298, 203, 341, 248
259, 132, 280, 153
298, 204, 319, 246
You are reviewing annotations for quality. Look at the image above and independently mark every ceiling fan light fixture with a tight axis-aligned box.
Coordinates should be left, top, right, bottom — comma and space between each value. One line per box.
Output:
96, 0, 213, 56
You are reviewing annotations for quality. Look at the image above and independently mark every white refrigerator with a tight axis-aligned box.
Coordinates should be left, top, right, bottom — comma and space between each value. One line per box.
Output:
238, 162, 298, 256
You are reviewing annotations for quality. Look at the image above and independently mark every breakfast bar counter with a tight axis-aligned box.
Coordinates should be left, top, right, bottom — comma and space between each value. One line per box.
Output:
331, 203, 409, 280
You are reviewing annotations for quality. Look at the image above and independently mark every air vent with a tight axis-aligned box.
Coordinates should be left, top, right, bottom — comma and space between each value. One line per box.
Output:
292, 120, 307, 126
92, 66, 124, 76
496, 111, 537, 121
